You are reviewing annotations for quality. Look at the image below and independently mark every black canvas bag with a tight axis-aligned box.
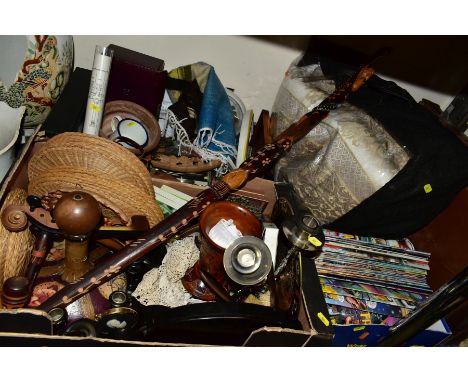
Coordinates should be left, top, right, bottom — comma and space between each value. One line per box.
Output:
298, 55, 468, 239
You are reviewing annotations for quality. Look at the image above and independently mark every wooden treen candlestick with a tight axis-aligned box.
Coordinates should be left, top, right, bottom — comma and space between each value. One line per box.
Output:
53, 192, 101, 283
1, 191, 102, 308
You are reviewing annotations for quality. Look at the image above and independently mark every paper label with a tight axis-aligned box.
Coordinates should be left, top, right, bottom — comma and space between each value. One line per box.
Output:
317, 312, 330, 327
89, 102, 101, 112
308, 236, 322, 247
353, 326, 366, 332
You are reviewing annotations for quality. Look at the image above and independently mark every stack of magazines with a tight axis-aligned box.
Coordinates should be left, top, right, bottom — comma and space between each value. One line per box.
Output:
316, 229, 432, 326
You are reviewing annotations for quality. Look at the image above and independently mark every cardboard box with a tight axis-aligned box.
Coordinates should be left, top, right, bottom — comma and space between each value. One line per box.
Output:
2, 130, 453, 347
0, 129, 332, 347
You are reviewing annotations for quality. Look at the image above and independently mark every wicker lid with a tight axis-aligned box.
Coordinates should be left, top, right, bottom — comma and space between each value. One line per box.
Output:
28, 132, 155, 198
28, 166, 163, 228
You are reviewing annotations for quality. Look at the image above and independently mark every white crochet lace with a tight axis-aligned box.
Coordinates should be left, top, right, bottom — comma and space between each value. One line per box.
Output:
132, 236, 201, 307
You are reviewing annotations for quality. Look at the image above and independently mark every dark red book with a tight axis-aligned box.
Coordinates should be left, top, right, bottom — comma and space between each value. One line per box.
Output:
105, 44, 167, 117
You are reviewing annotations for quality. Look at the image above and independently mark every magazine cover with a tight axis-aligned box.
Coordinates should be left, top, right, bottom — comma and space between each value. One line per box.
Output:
324, 293, 413, 318
327, 304, 400, 326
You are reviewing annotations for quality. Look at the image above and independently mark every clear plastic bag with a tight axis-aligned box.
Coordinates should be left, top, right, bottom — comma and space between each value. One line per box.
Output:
272, 57, 410, 225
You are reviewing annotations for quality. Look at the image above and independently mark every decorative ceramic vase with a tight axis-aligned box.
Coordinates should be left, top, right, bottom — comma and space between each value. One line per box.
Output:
0, 103, 25, 182
0, 35, 74, 127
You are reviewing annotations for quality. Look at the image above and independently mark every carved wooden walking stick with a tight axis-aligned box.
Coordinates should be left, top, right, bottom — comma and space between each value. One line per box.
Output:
39, 63, 375, 312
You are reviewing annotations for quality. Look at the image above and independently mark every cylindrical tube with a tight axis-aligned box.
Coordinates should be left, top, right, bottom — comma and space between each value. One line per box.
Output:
82, 45, 113, 135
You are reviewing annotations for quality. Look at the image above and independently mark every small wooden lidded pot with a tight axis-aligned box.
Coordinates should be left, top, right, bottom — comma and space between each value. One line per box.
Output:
182, 201, 263, 301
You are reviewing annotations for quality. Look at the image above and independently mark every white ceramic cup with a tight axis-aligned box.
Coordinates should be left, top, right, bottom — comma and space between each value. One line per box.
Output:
110, 117, 149, 149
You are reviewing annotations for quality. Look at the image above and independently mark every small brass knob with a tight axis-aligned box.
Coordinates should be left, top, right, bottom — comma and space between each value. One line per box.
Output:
53, 192, 102, 236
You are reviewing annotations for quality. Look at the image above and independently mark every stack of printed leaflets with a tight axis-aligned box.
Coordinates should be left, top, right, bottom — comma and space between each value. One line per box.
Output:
316, 229, 432, 326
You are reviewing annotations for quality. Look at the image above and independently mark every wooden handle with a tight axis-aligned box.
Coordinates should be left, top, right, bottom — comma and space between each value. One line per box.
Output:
2, 230, 51, 309
151, 154, 221, 173
352, 66, 375, 92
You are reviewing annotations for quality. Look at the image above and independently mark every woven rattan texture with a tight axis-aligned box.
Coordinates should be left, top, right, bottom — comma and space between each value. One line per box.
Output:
27, 133, 163, 227
0, 189, 35, 289
28, 166, 163, 227
28, 133, 155, 197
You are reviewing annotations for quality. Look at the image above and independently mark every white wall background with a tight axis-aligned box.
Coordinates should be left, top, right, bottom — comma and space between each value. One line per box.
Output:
73, 36, 301, 117
73, 35, 459, 117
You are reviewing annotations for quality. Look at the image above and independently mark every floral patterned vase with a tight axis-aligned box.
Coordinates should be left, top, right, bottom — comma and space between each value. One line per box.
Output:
0, 35, 74, 127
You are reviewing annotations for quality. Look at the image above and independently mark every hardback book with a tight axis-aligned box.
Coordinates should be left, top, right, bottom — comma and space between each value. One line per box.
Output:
105, 44, 167, 117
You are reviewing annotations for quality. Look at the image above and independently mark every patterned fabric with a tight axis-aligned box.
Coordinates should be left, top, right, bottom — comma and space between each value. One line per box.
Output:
272, 58, 410, 225
166, 62, 237, 175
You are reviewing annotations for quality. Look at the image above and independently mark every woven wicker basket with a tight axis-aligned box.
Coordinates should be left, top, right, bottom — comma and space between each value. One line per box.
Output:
28, 132, 163, 228
28, 132, 155, 198
28, 166, 163, 227
0, 188, 35, 289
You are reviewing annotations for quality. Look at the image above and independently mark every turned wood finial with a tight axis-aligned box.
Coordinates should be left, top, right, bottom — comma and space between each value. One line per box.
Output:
52, 192, 102, 283
1, 206, 29, 232
1, 276, 30, 309
53, 192, 102, 236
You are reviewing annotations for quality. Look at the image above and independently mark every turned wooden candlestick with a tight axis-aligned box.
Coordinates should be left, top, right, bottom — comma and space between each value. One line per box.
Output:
1, 191, 102, 308
53, 191, 102, 283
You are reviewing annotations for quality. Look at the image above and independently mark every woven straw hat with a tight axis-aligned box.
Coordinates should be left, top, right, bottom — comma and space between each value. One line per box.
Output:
28, 132, 162, 228
0, 188, 35, 289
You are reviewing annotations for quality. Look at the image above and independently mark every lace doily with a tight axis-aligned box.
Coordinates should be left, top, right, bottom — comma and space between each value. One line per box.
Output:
132, 236, 200, 307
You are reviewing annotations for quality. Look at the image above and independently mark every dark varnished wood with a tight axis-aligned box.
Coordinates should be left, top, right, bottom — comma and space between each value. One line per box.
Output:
53, 191, 102, 236
1, 230, 51, 309
39, 187, 227, 311
182, 201, 263, 300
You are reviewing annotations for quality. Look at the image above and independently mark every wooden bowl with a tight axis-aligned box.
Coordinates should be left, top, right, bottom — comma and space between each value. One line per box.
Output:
182, 201, 263, 301
199, 201, 263, 252
100, 100, 160, 154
